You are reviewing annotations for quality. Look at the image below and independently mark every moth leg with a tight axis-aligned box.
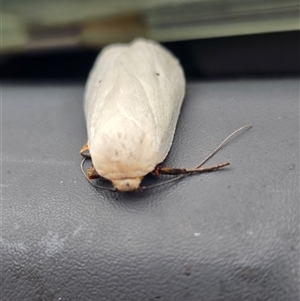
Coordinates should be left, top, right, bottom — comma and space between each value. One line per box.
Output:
154, 162, 230, 176
80, 143, 91, 158
87, 165, 101, 179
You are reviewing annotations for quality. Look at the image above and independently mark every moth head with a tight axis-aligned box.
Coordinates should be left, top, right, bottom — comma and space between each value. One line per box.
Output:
111, 178, 142, 192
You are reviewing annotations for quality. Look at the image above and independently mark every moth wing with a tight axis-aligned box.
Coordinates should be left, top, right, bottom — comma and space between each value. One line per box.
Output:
122, 39, 186, 163
84, 44, 128, 137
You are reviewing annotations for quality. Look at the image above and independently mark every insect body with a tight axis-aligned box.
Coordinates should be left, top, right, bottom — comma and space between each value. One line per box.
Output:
81, 38, 250, 192
82, 38, 186, 191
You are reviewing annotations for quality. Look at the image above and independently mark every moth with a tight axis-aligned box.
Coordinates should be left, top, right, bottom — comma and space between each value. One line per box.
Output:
80, 38, 250, 191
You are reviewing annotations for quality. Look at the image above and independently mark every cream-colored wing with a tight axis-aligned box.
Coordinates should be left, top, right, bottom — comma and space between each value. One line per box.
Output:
124, 39, 186, 163
84, 43, 128, 136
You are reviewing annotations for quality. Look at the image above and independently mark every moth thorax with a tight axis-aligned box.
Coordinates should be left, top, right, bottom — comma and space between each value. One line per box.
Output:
112, 178, 142, 191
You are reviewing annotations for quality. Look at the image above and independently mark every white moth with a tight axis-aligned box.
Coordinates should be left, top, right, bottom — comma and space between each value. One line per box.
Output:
81, 38, 251, 192
82, 38, 185, 191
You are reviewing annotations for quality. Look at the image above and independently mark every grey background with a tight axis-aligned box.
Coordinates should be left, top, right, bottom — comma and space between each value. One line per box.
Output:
1, 79, 299, 300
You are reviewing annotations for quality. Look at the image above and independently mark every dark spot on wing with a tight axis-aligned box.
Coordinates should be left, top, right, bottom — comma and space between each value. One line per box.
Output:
99, 80, 102, 83
156, 72, 160, 76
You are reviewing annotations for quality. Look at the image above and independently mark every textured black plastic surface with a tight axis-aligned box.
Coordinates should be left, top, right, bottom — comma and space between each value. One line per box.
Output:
2, 79, 299, 301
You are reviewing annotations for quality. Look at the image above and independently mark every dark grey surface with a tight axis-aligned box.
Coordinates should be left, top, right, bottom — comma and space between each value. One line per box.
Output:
1, 79, 299, 301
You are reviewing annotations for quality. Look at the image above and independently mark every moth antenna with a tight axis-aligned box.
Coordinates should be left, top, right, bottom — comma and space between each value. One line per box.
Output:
80, 157, 116, 191
139, 162, 228, 190
139, 125, 252, 190
195, 124, 252, 169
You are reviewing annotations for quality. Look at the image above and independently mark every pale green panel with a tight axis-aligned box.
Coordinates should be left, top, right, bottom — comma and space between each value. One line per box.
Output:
1, 0, 192, 25
145, 0, 300, 41
1, 13, 29, 52
1, 0, 299, 52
